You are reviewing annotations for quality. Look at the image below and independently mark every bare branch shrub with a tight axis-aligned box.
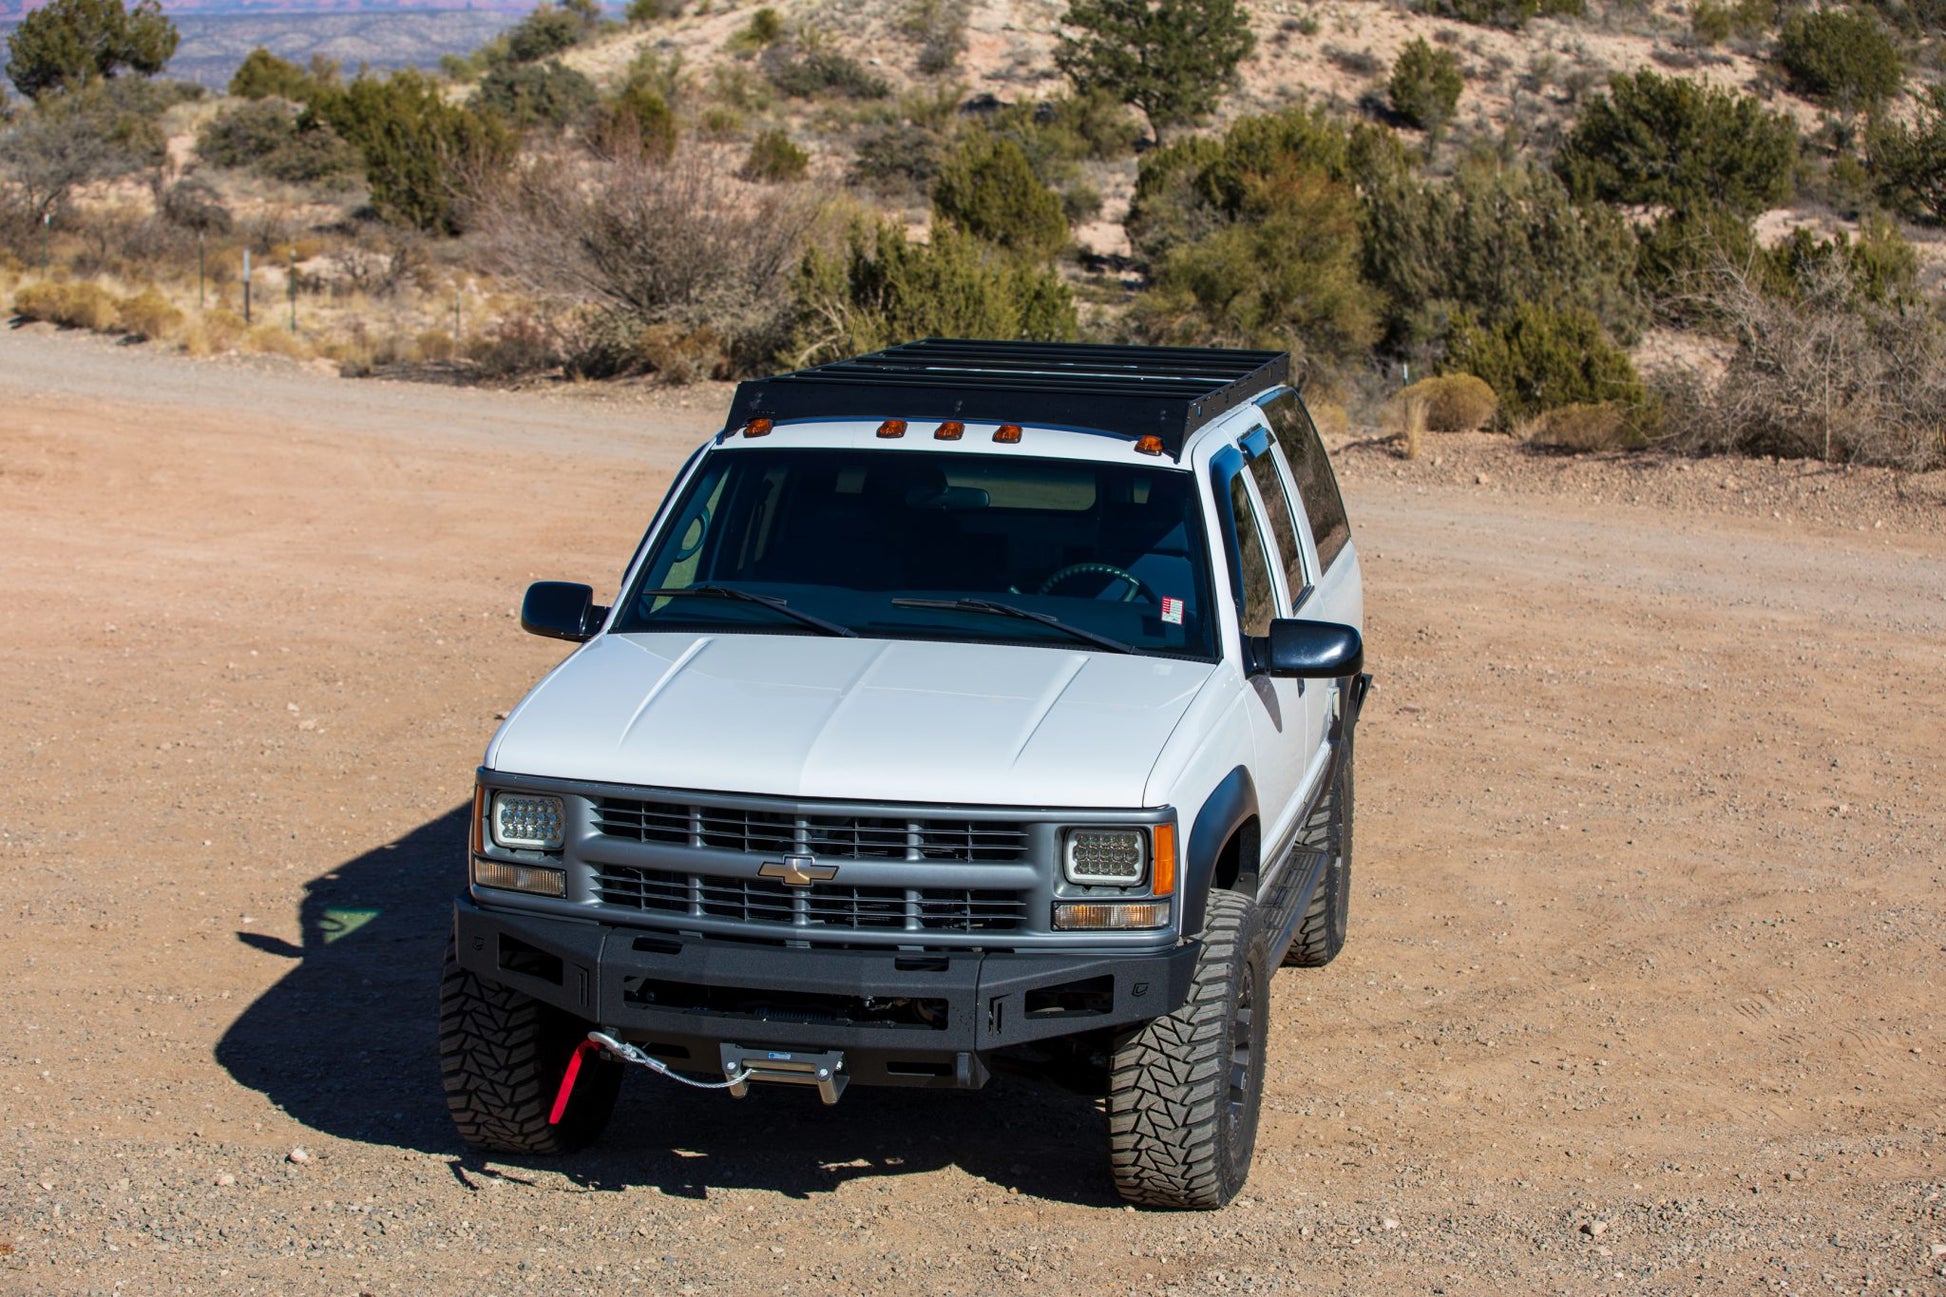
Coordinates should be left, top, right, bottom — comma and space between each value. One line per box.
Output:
1658, 255, 1946, 470
474, 147, 814, 378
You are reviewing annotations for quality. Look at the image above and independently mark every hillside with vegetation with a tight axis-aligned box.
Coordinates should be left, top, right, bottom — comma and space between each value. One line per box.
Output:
4, 0, 1946, 468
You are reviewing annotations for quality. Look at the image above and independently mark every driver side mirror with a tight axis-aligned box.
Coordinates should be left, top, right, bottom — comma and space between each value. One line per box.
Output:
521, 581, 606, 642
1252, 619, 1362, 678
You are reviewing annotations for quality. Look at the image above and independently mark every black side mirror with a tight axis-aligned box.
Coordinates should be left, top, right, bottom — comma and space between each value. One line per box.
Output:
1253, 619, 1363, 678
521, 581, 605, 642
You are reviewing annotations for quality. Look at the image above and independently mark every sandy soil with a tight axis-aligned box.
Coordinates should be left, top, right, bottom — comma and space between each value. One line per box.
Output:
1, 324, 1942, 1296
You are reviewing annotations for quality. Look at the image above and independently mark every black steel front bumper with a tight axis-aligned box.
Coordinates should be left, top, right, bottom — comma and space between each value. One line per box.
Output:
453, 897, 1199, 1089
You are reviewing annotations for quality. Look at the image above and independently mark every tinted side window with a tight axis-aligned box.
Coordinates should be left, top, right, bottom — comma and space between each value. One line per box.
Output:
1244, 427, 1307, 601
1224, 473, 1277, 636
1260, 391, 1350, 571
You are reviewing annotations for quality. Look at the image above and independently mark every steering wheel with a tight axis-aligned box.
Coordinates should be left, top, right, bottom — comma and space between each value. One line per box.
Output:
1037, 562, 1153, 603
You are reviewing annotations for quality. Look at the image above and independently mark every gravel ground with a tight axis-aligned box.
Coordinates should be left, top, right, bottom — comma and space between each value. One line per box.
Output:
1, 325, 1942, 1296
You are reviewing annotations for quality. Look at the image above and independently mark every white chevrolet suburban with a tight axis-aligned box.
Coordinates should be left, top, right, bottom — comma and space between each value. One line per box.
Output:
441, 340, 1369, 1209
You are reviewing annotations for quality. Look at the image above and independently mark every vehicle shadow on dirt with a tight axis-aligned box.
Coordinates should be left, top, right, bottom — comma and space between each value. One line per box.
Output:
214, 806, 1122, 1208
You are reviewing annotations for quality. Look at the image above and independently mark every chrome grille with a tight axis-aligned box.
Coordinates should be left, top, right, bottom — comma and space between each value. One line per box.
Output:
593, 798, 1029, 863
594, 865, 1027, 932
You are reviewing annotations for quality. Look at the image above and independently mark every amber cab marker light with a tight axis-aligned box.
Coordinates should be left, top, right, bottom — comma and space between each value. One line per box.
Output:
743, 418, 773, 438
877, 419, 908, 439
1134, 435, 1165, 456
934, 420, 965, 441
1150, 823, 1176, 897
993, 423, 1023, 444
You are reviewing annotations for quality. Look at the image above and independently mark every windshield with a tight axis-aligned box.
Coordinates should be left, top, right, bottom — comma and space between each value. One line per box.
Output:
613, 447, 1218, 660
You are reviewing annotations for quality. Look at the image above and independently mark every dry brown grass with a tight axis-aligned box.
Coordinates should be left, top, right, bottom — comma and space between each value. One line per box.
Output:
1394, 389, 1430, 460
1398, 373, 1499, 432
1527, 402, 1635, 452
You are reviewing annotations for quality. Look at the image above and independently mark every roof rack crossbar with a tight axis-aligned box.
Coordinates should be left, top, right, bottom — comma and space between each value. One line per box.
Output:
726, 339, 1290, 459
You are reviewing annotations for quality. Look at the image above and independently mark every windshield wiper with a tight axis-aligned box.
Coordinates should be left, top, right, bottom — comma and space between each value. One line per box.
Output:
638, 585, 857, 638
890, 597, 1134, 654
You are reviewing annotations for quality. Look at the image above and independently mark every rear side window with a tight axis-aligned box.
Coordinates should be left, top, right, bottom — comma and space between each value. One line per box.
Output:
1260, 391, 1350, 571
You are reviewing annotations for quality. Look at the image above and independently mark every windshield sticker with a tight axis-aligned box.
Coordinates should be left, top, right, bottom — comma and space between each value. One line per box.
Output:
1160, 596, 1185, 625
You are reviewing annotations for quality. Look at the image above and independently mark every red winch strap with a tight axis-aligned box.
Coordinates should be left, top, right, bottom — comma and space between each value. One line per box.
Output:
549, 1039, 600, 1124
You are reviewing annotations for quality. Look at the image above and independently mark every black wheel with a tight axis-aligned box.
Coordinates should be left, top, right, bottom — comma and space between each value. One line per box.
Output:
1286, 736, 1353, 968
1107, 889, 1269, 1209
438, 939, 620, 1154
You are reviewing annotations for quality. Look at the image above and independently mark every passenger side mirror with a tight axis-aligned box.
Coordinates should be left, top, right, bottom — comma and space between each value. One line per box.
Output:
521, 581, 605, 642
1253, 619, 1362, 678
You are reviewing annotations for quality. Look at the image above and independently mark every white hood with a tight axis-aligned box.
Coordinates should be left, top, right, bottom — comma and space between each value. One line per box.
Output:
486, 633, 1218, 808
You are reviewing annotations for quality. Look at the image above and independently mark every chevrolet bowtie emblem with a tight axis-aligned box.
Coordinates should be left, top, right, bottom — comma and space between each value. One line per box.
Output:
759, 855, 838, 887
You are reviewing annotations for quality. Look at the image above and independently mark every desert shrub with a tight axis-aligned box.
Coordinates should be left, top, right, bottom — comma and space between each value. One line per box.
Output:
5, 0, 178, 101
1690, 1, 1735, 42
1362, 158, 1644, 355
739, 128, 808, 181
1039, 88, 1145, 159
1126, 103, 1367, 266
633, 321, 725, 381
1761, 215, 1917, 308
1776, 8, 1903, 112
1866, 84, 1946, 222
761, 46, 890, 100
730, 7, 786, 51
158, 177, 231, 233
1528, 402, 1638, 451
1388, 38, 1464, 133
229, 48, 312, 100
466, 312, 560, 377
197, 98, 362, 187
904, 0, 971, 73
198, 99, 294, 167
309, 70, 515, 235
13, 279, 118, 329
1444, 302, 1644, 419
593, 83, 678, 161
625, 0, 686, 19
476, 148, 814, 374
786, 222, 1077, 366
850, 122, 947, 195
1636, 203, 1758, 321
1130, 163, 1378, 366
932, 133, 1070, 260
114, 285, 182, 339
476, 59, 599, 130
503, 4, 592, 64
1408, 0, 1582, 30
1658, 254, 1946, 468
1556, 69, 1797, 217
1055, 0, 1256, 140
625, 47, 688, 108
1399, 373, 1498, 431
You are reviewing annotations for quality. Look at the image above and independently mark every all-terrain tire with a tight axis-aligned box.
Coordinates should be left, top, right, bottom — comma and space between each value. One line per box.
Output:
1286, 736, 1353, 968
1107, 889, 1270, 1209
438, 939, 621, 1154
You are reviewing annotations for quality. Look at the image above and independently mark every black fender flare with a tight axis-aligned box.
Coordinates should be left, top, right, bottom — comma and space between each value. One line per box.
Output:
1180, 765, 1257, 937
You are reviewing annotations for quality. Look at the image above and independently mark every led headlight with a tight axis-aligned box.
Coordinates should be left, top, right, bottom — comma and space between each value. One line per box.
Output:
491, 793, 565, 850
1063, 828, 1148, 886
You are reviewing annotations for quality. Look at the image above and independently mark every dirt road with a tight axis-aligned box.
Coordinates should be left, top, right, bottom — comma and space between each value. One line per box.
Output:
1, 325, 1942, 1295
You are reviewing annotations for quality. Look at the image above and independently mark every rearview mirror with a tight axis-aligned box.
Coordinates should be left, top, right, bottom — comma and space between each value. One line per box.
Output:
521, 581, 605, 642
1254, 619, 1362, 678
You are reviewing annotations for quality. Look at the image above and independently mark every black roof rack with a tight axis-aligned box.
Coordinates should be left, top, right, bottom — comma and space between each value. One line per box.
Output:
725, 339, 1291, 460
